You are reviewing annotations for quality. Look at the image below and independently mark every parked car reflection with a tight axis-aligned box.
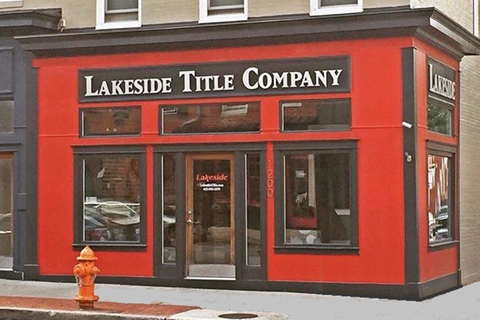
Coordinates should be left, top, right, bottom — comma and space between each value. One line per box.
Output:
84, 201, 140, 242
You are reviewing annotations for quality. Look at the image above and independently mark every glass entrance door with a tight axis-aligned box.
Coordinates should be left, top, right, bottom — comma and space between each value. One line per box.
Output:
0, 154, 13, 269
185, 154, 235, 279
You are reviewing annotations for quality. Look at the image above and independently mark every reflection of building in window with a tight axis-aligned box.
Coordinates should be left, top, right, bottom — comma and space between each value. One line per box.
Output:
162, 103, 260, 134
428, 155, 451, 242
83, 156, 141, 242
284, 153, 350, 245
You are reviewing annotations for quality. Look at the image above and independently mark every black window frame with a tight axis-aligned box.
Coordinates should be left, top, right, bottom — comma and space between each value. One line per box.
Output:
73, 146, 147, 250
79, 106, 142, 138
158, 101, 261, 136
426, 141, 457, 249
274, 141, 359, 253
280, 98, 351, 132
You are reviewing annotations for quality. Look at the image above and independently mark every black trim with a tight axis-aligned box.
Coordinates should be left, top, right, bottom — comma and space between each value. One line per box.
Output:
15, 7, 480, 58
73, 146, 147, 249
153, 143, 266, 153
0, 270, 23, 280
428, 240, 459, 251
402, 48, 419, 286
273, 141, 358, 251
35, 271, 461, 301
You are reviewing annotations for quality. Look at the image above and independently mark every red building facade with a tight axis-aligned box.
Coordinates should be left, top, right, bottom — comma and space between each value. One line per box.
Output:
20, 7, 479, 299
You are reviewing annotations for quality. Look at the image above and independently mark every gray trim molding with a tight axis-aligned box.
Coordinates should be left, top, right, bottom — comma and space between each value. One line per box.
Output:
402, 47, 419, 285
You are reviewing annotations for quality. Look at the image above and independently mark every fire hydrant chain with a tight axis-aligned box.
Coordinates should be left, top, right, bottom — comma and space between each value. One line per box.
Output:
75, 273, 97, 287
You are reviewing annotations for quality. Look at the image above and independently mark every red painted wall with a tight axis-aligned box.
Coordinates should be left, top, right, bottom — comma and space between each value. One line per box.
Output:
36, 37, 413, 283
413, 40, 460, 282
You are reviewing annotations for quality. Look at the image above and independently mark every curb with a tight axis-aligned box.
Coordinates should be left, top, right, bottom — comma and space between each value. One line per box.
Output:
0, 307, 168, 320
0, 307, 289, 320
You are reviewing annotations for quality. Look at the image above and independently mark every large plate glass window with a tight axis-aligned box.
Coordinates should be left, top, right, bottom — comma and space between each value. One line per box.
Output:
81, 107, 141, 137
199, 0, 248, 23
0, 100, 13, 134
428, 148, 455, 244
281, 99, 351, 131
0, 154, 13, 269
275, 142, 358, 250
246, 153, 261, 266
160, 102, 260, 135
75, 148, 146, 246
310, 0, 362, 16
96, 0, 141, 30
162, 154, 176, 264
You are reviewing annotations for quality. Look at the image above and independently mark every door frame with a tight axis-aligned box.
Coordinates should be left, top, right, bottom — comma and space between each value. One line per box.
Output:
185, 153, 236, 278
153, 143, 267, 281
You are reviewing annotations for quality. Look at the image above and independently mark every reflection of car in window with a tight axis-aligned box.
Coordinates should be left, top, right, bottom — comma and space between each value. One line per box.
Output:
84, 201, 140, 242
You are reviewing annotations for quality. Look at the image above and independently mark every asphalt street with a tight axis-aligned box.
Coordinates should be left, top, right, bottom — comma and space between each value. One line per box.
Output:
0, 279, 479, 320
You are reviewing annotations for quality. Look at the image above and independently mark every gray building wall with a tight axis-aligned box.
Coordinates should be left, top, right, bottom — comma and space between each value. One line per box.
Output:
0, 0, 410, 29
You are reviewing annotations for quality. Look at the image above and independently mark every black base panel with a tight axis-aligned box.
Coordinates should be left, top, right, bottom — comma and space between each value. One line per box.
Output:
0, 270, 23, 280
23, 272, 460, 301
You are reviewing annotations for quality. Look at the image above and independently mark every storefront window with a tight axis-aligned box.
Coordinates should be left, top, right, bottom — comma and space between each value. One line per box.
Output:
427, 103, 452, 135
81, 107, 141, 137
246, 153, 261, 266
283, 152, 351, 245
428, 154, 452, 243
282, 99, 350, 131
82, 154, 142, 243
162, 154, 176, 264
0, 155, 13, 269
160, 102, 260, 134
0, 100, 14, 134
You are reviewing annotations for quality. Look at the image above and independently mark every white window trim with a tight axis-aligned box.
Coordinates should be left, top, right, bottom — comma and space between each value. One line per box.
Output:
474, 0, 479, 37
96, 0, 142, 30
310, 0, 363, 17
199, 0, 248, 24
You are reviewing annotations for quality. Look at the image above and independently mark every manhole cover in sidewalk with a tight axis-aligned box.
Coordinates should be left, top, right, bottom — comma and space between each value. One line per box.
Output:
218, 313, 259, 319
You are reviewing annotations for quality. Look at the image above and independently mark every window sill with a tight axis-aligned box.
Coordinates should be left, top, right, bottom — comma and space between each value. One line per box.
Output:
274, 245, 359, 255
0, 1, 22, 9
428, 240, 458, 251
96, 21, 141, 30
310, 6, 363, 17
73, 243, 147, 251
199, 13, 248, 24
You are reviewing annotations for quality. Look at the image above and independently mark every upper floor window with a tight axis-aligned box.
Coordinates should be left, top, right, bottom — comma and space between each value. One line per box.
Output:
96, 0, 141, 30
199, 0, 248, 23
310, 0, 363, 16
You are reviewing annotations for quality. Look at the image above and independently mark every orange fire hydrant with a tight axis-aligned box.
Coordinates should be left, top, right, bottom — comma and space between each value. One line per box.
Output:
74, 246, 100, 309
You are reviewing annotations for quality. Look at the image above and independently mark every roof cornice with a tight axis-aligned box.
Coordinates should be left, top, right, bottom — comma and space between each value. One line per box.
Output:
0, 9, 61, 36
14, 6, 480, 59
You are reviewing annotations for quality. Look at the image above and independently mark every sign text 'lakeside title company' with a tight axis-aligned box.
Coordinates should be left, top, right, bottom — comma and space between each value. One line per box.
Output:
79, 57, 350, 102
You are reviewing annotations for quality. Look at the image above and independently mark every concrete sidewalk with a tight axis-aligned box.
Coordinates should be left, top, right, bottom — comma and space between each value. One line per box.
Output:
1, 279, 480, 320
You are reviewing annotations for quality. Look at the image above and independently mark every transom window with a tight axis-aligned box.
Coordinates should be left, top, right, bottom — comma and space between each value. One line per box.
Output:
310, 0, 363, 16
200, 0, 248, 23
97, 0, 141, 30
